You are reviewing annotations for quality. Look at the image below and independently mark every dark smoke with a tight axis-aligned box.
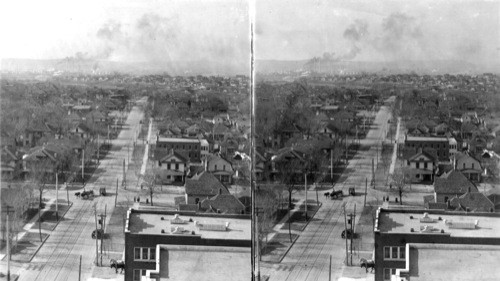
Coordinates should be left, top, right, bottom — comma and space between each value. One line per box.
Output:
343, 20, 368, 41
374, 12, 424, 57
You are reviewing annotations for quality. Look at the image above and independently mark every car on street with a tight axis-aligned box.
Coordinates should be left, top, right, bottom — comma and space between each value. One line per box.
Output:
92, 229, 104, 239
341, 229, 355, 239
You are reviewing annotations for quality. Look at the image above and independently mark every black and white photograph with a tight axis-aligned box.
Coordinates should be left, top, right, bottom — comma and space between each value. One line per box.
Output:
253, 0, 499, 281
1, 0, 500, 281
1, 1, 251, 280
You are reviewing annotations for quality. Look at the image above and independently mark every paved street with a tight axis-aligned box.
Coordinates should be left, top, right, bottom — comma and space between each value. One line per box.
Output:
6, 98, 147, 281
261, 100, 393, 281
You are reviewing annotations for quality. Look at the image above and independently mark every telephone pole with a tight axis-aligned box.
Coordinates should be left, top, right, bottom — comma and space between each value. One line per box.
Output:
94, 206, 99, 265
99, 212, 106, 266
343, 203, 348, 266
4, 205, 14, 281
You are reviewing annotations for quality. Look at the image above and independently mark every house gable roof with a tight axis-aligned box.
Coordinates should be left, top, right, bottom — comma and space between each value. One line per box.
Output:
200, 193, 245, 214
434, 170, 478, 194
184, 171, 229, 196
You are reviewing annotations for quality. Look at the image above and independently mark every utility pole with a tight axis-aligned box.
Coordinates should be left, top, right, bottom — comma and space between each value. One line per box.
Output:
329, 255, 332, 281
55, 172, 59, 221
304, 173, 308, 221
364, 178, 368, 207
372, 158, 375, 188
79, 255, 82, 281
97, 134, 100, 164
94, 206, 99, 265
349, 204, 356, 266
123, 159, 126, 189
99, 212, 106, 266
82, 149, 85, 188
343, 203, 348, 266
330, 149, 333, 180
5, 205, 13, 281
115, 178, 118, 207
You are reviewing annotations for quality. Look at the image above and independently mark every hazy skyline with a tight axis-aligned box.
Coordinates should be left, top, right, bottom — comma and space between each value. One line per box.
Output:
256, 0, 499, 70
1, 0, 249, 74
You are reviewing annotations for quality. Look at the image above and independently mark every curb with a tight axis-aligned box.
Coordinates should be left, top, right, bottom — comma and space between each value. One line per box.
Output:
27, 234, 50, 262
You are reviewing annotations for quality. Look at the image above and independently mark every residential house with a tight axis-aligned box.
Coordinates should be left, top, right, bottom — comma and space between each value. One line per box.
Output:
22, 121, 52, 147
454, 152, 482, 182
1, 147, 21, 180
433, 170, 478, 203
404, 148, 437, 183
70, 122, 93, 140
446, 192, 495, 212
155, 149, 189, 184
184, 171, 230, 204
200, 191, 246, 214
205, 154, 234, 184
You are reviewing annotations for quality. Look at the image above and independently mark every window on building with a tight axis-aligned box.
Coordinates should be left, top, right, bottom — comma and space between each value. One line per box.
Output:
215, 164, 217, 170
133, 269, 148, 281
134, 247, 155, 262
445, 196, 449, 202
472, 163, 474, 169
384, 246, 405, 260
424, 162, 428, 169
383, 268, 397, 280
175, 163, 179, 170
416, 162, 420, 169
158, 161, 162, 167
169, 164, 173, 170
223, 165, 226, 170
463, 163, 466, 169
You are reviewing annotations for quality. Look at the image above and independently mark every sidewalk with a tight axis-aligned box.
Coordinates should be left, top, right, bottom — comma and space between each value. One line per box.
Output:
0, 198, 72, 262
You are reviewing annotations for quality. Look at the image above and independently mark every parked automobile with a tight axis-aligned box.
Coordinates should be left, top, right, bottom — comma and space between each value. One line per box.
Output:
341, 229, 355, 239
92, 229, 104, 239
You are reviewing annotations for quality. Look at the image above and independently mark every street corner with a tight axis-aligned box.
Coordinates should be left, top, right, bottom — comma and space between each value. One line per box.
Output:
90, 265, 125, 281
337, 274, 374, 281
340, 265, 375, 281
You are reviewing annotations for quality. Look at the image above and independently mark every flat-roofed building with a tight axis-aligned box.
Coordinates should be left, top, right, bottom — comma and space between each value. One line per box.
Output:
374, 208, 500, 281
143, 245, 250, 281
155, 137, 201, 163
124, 209, 250, 281
392, 244, 500, 281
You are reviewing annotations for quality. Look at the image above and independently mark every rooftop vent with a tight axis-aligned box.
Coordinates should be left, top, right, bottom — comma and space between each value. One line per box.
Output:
444, 219, 478, 229
420, 213, 436, 223
171, 214, 185, 224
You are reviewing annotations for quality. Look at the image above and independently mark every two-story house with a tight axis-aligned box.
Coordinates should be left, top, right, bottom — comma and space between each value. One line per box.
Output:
404, 148, 437, 183
454, 152, 482, 182
155, 149, 189, 184
205, 154, 234, 184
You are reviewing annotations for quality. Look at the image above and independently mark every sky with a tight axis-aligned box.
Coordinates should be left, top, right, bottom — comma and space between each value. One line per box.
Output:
0, 0, 250, 72
255, 0, 499, 68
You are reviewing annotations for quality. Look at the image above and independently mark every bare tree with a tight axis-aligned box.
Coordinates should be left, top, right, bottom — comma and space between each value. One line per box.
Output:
28, 159, 53, 242
141, 167, 160, 206
255, 186, 277, 259
390, 167, 412, 205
